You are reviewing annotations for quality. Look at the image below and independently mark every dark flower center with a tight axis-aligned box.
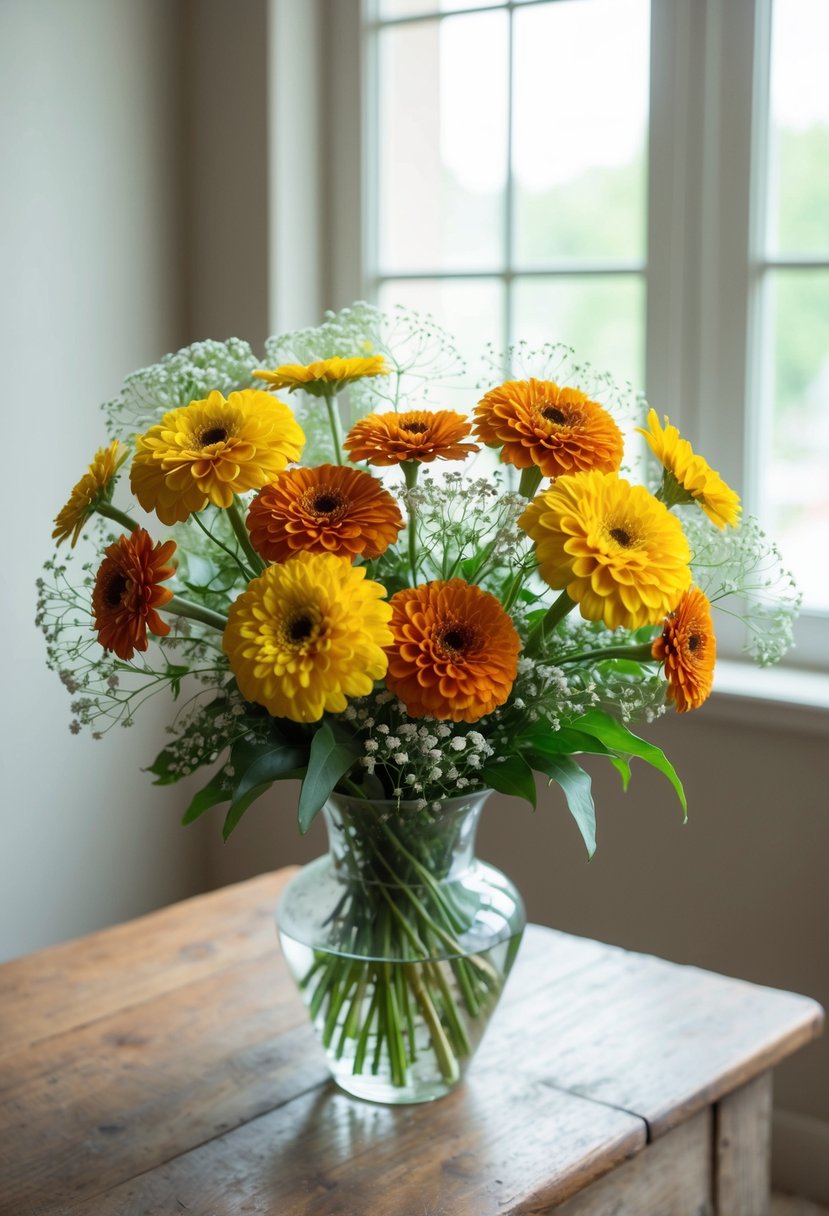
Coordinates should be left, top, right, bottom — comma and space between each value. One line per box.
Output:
688, 634, 700, 652
400, 420, 428, 434
541, 405, 566, 425
437, 622, 474, 655
200, 426, 228, 447
312, 493, 342, 515
609, 527, 633, 548
105, 572, 129, 607
289, 615, 314, 642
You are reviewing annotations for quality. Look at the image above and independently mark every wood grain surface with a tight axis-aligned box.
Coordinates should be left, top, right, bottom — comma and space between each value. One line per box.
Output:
0, 869, 822, 1215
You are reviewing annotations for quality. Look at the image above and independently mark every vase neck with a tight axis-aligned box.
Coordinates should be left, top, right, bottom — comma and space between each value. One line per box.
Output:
323, 790, 492, 886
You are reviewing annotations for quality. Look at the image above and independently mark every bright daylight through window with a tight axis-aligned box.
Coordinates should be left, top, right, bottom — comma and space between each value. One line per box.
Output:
366, 0, 828, 666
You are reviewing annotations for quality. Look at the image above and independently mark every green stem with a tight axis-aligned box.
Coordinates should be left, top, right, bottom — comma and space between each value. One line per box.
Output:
402, 460, 419, 587
191, 510, 251, 580
558, 641, 659, 665
95, 502, 139, 533
524, 590, 576, 658
518, 465, 543, 500
165, 597, 228, 634
323, 390, 345, 464
227, 499, 265, 575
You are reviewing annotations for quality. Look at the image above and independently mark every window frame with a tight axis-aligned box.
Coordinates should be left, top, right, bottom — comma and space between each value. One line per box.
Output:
320, 0, 828, 674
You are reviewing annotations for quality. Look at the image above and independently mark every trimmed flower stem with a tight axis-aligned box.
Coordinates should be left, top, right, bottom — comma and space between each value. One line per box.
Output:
227, 499, 265, 576
165, 597, 228, 633
523, 590, 576, 657
323, 391, 345, 465
295, 814, 507, 1091
95, 502, 139, 533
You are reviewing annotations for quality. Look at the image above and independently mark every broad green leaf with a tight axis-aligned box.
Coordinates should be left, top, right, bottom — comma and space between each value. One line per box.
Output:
527, 750, 596, 858
298, 720, 360, 834
521, 725, 613, 758
223, 782, 276, 841
181, 769, 231, 825
231, 741, 306, 806
480, 754, 537, 809
571, 709, 687, 816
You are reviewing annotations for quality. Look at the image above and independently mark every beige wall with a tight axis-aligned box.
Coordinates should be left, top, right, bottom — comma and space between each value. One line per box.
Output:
0, 0, 208, 960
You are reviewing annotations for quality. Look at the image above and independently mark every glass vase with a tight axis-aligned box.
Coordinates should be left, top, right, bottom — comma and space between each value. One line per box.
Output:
276, 788, 526, 1104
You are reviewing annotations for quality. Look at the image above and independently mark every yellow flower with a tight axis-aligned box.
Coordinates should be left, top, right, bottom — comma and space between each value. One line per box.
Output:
519, 470, 691, 630
223, 552, 392, 723
637, 408, 741, 528
130, 389, 305, 525
253, 355, 389, 397
53, 441, 127, 547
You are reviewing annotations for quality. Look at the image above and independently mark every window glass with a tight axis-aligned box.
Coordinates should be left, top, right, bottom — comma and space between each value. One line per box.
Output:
512, 0, 650, 266
377, 12, 508, 273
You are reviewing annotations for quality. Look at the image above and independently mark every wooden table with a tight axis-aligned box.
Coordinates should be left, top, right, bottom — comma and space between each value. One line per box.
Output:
0, 869, 822, 1215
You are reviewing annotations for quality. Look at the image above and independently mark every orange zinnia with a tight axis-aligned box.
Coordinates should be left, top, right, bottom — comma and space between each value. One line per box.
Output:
385, 580, 520, 723
247, 465, 404, 563
474, 378, 623, 478
92, 528, 177, 661
652, 586, 716, 713
345, 410, 479, 467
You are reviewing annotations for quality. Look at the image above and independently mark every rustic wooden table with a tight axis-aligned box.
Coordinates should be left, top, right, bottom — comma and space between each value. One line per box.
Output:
0, 869, 822, 1215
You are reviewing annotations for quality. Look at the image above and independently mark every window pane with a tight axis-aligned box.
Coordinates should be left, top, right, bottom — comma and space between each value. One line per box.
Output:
377, 278, 504, 395
763, 269, 829, 611
377, 12, 508, 273
378, 0, 499, 17
768, 0, 829, 256
512, 275, 645, 391
512, 0, 650, 266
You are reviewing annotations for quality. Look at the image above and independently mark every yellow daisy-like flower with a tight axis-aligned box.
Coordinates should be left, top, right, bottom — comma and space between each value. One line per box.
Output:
131, 389, 305, 525
253, 355, 389, 397
637, 408, 741, 529
652, 586, 716, 713
223, 552, 392, 723
53, 440, 128, 547
519, 470, 691, 630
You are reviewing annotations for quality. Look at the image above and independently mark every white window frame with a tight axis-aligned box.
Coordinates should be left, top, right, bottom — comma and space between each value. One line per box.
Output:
318, 0, 828, 683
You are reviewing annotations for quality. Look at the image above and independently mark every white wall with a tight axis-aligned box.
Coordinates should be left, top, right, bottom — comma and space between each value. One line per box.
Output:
0, 0, 207, 960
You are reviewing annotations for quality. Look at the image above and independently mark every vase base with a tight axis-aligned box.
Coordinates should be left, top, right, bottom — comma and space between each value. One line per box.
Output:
330, 1070, 461, 1105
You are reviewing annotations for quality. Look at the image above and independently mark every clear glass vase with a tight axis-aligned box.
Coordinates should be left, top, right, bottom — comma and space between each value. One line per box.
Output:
276, 788, 526, 1104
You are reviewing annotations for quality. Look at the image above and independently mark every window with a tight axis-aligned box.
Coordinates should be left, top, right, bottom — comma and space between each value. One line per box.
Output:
327, 0, 828, 670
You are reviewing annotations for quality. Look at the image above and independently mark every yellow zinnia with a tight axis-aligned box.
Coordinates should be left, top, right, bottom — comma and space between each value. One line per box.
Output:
223, 552, 392, 723
253, 355, 389, 397
637, 408, 741, 529
53, 440, 128, 547
519, 470, 691, 630
131, 389, 305, 525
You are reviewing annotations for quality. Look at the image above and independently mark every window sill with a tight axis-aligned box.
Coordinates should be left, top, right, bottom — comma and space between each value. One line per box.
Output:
704, 659, 829, 736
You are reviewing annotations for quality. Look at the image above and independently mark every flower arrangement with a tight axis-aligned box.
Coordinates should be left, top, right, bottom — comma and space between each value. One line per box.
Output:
39, 303, 800, 1098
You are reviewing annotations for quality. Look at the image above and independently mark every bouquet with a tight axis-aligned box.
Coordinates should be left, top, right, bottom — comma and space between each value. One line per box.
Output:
39, 304, 800, 1098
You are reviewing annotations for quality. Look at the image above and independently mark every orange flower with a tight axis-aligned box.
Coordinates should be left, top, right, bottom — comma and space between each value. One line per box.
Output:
247, 465, 404, 563
652, 586, 716, 713
345, 410, 479, 467
385, 580, 520, 723
92, 528, 177, 660
474, 378, 623, 478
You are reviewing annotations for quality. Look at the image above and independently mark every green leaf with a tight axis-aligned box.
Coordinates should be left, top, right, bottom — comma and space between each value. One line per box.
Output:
223, 782, 275, 841
297, 720, 360, 834
570, 709, 687, 817
181, 769, 231, 825
608, 753, 632, 791
521, 725, 613, 759
527, 750, 596, 858
480, 754, 537, 809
